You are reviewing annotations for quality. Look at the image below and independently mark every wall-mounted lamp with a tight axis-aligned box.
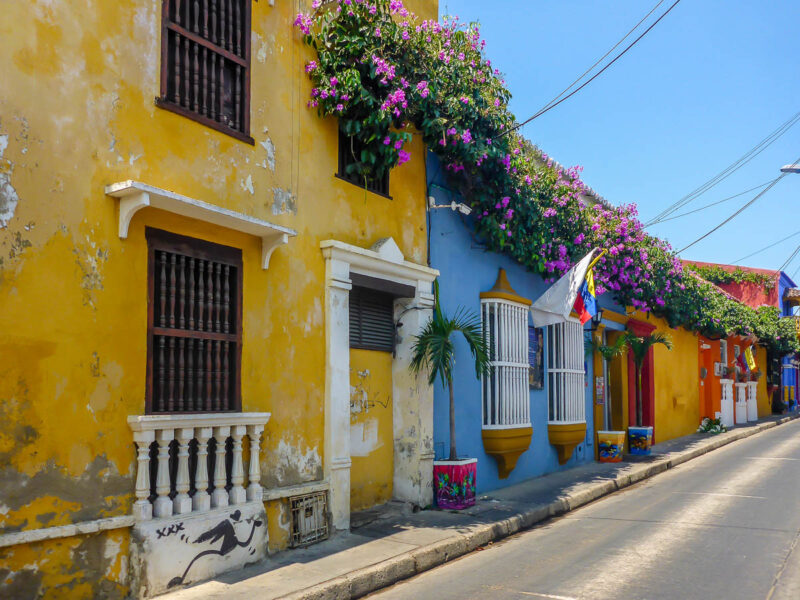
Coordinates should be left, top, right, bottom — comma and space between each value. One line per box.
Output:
428, 196, 472, 215
590, 308, 604, 331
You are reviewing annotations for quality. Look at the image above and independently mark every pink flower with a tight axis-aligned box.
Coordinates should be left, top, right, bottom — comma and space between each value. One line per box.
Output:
416, 80, 429, 98
383, 136, 391, 145
336, 103, 344, 111
462, 129, 472, 144
398, 149, 411, 165
305, 61, 318, 73
375, 27, 381, 37
394, 140, 403, 150
330, 76, 338, 87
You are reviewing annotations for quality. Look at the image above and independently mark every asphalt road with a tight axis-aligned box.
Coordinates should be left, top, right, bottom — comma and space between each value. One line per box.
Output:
369, 419, 800, 600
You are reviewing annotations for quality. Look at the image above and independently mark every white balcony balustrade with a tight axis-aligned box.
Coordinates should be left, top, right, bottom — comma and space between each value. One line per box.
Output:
128, 413, 270, 521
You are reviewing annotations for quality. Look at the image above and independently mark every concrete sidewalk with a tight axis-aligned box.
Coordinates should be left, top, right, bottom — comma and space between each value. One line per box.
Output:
161, 413, 800, 600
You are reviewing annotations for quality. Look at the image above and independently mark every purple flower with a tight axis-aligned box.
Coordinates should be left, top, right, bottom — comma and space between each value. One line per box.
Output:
375, 27, 381, 37
462, 129, 472, 144
330, 76, 338, 87
305, 61, 318, 73
383, 136, 391, 145
398, 149, 411, 165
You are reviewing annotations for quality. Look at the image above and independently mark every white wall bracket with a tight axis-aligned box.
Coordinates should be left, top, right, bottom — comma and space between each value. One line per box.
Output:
106, 180, 297, 269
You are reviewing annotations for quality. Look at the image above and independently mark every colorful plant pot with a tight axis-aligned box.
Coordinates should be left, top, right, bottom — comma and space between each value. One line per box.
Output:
627, 426, 653, 455
433, 458, 477, 510
597, 430, 625, 462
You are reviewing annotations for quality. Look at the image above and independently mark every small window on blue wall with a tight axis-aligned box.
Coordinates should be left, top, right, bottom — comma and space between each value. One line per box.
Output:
528, 326, 544, 389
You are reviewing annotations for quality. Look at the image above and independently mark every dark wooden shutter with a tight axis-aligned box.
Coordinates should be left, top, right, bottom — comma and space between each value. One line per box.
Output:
349, 286, 395, 352
157, 0, 252, 143
146, 228, 242, 414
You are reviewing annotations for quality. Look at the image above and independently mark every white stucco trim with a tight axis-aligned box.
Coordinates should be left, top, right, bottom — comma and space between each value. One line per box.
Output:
321, 238, 439, 530
106, 180, 297, 269
0, 515, 135, 549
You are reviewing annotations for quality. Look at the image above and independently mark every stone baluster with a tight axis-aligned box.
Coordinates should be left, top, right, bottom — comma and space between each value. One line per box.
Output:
173, 428, 193, 514
192, 427, 212, 512
211, 425, 230, 507
246, 424, 264, 501
153, 429, 175, 518
132, 430, 155, 520
229, 425, 247, 504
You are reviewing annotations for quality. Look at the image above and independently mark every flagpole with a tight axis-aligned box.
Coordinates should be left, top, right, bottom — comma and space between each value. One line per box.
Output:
587, 248, 608, 272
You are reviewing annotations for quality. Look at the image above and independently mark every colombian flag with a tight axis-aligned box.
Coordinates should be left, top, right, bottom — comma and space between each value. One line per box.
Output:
744, 346, 757, 371
573, 266, 598, 325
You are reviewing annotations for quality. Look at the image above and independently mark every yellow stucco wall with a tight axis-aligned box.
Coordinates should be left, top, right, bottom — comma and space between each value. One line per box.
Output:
349, 349, 394, 512
757, 346, 770, 416
645, 314, 700, 443
0, 0, 438, 596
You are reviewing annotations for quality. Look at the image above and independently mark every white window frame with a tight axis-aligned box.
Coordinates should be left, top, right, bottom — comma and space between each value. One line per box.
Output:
481, 298, 531, 429
546, 318, 586, 424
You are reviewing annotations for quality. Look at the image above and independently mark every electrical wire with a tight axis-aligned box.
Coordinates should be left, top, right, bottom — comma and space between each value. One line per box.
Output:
646, 110, 800, 225
778, 241, 800, 272
522, 0, 666, 123
733, 229, 800, 264
655, 179, 774, 224
494, 0, 682, 139
677, 168, 794, 254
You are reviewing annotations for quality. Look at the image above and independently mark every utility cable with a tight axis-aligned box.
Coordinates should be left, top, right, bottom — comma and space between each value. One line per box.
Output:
494, 0, 682, 138
656, 179, 774, 224
677, 169, 793, 254
647, 110, 800, 225
778, 241, 800, 273
525, 0, 666, 122
734, 229, 800, 264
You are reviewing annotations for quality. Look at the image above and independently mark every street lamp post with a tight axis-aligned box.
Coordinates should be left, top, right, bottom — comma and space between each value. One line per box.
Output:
781, 164, 800, 174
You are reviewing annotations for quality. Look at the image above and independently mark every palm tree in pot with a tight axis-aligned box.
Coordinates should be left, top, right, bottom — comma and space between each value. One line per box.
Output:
622, 330, 672, 453
410, 282, 489, 508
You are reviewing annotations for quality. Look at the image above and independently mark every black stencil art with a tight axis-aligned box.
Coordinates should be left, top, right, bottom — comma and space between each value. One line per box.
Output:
167, 509, 263, 588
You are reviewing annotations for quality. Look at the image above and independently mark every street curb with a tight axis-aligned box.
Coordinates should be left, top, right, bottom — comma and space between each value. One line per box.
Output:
280, 414, 800, 600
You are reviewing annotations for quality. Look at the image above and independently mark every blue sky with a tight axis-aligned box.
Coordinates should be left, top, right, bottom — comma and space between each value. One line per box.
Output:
445, 0, 799, 274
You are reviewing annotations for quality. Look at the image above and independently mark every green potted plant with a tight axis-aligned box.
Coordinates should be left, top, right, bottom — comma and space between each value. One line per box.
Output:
621, 331, 672, 455
591, 334, 628, 462
410, 282, 489, 509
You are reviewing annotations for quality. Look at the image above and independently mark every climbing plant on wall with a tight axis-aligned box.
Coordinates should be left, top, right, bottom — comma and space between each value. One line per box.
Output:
294, 0, 799, 355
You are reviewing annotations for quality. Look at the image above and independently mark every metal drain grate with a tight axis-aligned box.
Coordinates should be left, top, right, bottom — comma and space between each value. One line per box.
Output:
289, 491, 329, 547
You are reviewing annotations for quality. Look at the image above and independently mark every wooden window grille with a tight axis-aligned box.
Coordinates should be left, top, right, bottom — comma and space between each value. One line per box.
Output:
349, 286, 395, 352
157, 0, 253, 143
546, 319, 586, 424
146, 228, 242, 414
337, 130, 391, 197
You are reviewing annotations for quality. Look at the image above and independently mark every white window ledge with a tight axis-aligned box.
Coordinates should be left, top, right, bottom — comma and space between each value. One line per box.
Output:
128, 412, 271, 432
106, 180, 297, 269
262, 480, 330, 501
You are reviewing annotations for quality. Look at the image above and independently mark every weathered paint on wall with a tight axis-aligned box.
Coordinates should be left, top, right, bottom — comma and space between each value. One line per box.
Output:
428, 166, 595, 493
0, 0, 437, 595
349, 349, 394, 511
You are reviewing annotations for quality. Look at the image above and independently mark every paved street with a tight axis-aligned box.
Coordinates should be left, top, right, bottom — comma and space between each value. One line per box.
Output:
371, 420, 800, 600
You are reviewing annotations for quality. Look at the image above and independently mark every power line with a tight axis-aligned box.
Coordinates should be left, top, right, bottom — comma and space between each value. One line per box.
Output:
734, 229, 800, 264
656, 179, 774, 224
778, 241, 800, 272
646, 110, 800, 225
524, 0, 666, 121
495, 0, 682, 139
677, 171, 791, 254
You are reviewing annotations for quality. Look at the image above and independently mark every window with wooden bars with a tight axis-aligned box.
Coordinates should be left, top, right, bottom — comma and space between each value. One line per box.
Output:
349, 286, 395, 353
337, 131, 391, 197
146, 228, 242, 414
157, 0, 253, 144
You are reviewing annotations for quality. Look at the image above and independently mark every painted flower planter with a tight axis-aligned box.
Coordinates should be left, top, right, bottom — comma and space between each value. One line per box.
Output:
433, 458, 477, 510
627, 426, 653, 455
597, 430, 625, 462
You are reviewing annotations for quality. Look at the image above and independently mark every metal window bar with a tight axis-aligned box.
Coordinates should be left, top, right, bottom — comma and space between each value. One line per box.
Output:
481, 299, 531, 429
289, 491, 329, 547
547, 319, 585, 424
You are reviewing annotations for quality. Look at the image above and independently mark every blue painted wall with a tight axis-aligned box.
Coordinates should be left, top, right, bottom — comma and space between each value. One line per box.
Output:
779, 272, 798, 406
427, 154, 597, 493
